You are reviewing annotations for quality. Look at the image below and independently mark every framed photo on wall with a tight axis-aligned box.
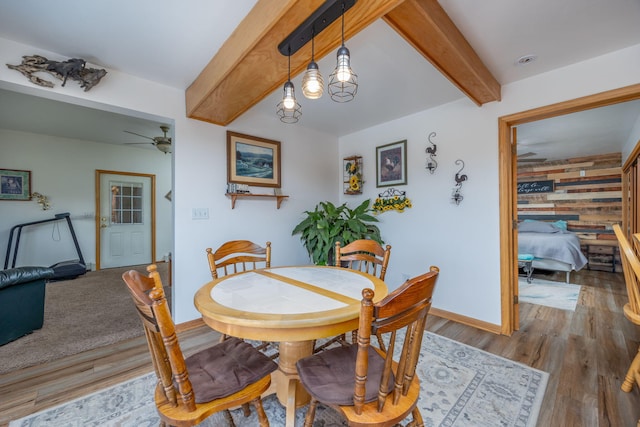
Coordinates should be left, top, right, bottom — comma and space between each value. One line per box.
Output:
227, 131, 281, 188
376, 140, 407, 187
0, 169, 31, 200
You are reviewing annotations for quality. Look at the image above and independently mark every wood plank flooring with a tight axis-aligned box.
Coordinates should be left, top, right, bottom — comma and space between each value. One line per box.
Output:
1, 269, 639, 426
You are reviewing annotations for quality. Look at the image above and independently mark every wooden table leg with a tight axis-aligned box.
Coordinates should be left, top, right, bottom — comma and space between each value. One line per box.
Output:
275, 340, 314, 427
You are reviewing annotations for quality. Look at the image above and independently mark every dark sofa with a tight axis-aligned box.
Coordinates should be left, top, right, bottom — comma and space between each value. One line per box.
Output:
0, 266, 55, 345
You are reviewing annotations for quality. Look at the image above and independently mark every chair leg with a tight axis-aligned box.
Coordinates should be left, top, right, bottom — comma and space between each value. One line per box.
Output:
622, 345, 640, 392
241, 403, 251, 417
251, 397, 270, 427
303, 397, 318, 427
223, 409, 237, 427
406, 406, 424, 427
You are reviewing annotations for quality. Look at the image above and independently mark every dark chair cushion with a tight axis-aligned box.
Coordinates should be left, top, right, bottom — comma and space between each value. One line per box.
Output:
185, 336, 277, 403
296, 343, 394, 406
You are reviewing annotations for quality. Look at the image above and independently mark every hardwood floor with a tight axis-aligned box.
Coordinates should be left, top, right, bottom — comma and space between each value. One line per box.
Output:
1, 269, 638, 426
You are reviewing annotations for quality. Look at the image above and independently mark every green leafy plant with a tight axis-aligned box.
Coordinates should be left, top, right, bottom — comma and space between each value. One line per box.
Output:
292, 199, 383, 265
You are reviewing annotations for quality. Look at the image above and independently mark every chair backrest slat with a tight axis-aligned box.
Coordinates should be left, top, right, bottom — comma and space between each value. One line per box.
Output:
206, 240, 271, 279
122, 265, 196, 411
335, 240, 391, 280
353, 266, 439, 415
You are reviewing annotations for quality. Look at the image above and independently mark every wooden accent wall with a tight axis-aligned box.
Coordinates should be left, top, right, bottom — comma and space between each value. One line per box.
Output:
517, 152, 622, 272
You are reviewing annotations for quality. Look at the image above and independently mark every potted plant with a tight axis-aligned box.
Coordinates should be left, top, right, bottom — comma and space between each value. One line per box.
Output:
292, 199, 383, 265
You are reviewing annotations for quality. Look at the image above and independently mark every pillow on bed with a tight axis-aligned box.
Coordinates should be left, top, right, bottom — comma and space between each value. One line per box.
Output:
552, 220, 568, 230
518, 220, 563, 233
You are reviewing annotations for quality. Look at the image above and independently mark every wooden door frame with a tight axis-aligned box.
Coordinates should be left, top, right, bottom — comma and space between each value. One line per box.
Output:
498, 83, 640, 335
95, 169, 156, 271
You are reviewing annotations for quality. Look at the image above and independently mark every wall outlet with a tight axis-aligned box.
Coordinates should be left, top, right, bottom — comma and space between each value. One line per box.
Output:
191, 208, 209, 220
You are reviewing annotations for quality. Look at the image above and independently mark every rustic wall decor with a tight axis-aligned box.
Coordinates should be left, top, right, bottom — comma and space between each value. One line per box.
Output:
425, 132, 438, 174
6, 55, 107, 91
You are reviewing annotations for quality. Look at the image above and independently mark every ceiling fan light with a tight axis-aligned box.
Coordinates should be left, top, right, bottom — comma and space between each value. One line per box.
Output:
302, 61, 324, 99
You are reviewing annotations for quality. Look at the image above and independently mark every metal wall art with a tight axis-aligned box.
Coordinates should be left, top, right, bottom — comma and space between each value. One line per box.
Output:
451, 159, 468, 205
7, 55, 107, 92
425, 132, 438, 174
372, 187, 412, 214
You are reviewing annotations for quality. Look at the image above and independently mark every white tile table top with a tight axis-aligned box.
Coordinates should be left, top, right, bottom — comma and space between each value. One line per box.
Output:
210, 266, 375, 314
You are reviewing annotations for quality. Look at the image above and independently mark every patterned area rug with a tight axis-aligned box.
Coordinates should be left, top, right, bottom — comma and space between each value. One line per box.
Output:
9, 332, 548, 427
519, 277, 581, 311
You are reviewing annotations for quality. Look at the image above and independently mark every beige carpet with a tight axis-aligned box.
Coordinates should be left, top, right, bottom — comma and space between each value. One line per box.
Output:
0, 263, 169, 374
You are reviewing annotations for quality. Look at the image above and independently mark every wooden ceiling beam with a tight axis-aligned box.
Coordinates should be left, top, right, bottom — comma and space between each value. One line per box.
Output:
383, 0, 501, 106
186, 0, 405, 126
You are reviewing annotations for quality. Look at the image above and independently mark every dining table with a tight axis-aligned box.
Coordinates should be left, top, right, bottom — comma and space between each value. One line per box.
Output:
193, 265, 388, 427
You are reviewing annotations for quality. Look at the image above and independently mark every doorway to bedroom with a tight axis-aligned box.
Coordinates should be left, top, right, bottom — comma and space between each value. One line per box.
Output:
498, 83, 640, 334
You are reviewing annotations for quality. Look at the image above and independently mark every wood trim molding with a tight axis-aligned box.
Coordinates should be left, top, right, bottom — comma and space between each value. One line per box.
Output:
383, 0, 500, 106
498, 83, 640, 335
429, 307, 502, 335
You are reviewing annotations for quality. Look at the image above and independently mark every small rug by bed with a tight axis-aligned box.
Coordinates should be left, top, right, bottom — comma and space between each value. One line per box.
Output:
519, 277, 581, 311
9, 332, 548, 427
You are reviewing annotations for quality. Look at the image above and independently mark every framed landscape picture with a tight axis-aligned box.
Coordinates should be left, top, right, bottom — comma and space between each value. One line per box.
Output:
227, 131, 281, 188
376, 140, 407, 187
0, 169, 31, 200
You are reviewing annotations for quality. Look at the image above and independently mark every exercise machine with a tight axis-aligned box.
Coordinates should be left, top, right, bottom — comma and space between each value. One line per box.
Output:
4, 212, 87, 280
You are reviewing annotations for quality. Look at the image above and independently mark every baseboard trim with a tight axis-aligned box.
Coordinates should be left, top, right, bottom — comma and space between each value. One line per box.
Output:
429, 307, 502, 335
176, 317, 206, 333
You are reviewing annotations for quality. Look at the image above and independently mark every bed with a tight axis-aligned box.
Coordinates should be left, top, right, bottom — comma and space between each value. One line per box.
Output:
518, 220, 588, 283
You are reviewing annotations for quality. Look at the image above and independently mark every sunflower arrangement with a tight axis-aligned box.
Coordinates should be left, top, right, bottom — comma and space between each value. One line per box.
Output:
372, 193, 412, 214
344, 158, 363, 194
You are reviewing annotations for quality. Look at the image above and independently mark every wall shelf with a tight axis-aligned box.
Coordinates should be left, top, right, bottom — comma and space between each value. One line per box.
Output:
225, 193, 289, 209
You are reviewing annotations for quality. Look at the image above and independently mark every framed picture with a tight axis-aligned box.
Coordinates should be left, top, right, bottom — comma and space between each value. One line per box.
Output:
0, 169, 31, 200
227, 131, 281, 188
376, 140, 407, 187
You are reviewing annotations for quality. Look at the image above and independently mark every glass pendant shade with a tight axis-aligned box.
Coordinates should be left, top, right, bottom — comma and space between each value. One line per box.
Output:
277, 80, 302, 123
329, 45, 358, 102
302, 61, 324, 99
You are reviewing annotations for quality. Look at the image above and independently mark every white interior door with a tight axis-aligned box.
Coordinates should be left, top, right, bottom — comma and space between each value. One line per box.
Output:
98, 172, 153, 268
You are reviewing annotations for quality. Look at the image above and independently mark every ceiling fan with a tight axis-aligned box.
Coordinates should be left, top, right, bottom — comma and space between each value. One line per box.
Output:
124, 125, 172, 154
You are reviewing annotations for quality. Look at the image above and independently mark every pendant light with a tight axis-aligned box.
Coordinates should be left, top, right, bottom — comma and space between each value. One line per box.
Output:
328, 2, 358, 102
276, 47, 302, 123
302, 31, 324, 99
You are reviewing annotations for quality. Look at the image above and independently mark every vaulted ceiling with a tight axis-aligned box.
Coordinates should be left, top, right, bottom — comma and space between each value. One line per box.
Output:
186, 0, 500, 127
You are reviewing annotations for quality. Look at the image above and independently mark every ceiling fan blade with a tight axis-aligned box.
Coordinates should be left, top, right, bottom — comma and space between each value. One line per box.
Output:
518, 158, 547, 163
517, 152, 537, 158
124, 142, 153, 145
124, 130, 155, 141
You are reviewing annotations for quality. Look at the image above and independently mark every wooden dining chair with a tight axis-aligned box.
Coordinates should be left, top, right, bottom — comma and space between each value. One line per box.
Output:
206, 240, 275, 356
122, 264, 277, 427
206, 240, 271, 279
613, 224, 640, 426
335, 239, 392, 280
314, 240, 391, 353
297, 266, 439, 427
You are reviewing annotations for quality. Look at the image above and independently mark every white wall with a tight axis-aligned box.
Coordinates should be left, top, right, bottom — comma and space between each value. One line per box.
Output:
623, 113, 640, 162
1, 129, 172, 268
340, 43, 640, 325
2, 35, 639, 328
0, 37, 339, 324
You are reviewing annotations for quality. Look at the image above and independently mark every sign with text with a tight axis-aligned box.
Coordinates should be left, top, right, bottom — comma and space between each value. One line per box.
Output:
517, 180, 554, 194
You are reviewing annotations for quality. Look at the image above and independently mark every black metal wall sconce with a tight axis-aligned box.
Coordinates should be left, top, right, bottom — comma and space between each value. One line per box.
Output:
451, 159, 468, 205
425, 132, 438, 174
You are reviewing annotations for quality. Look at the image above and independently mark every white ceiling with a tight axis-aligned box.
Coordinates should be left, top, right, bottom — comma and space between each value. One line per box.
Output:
0, 0, 639, 158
